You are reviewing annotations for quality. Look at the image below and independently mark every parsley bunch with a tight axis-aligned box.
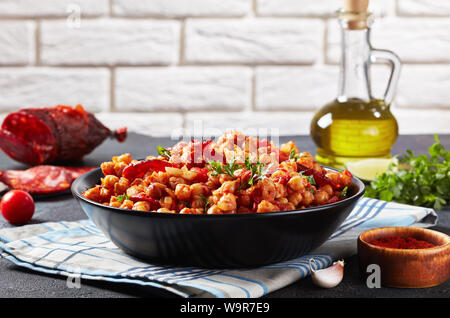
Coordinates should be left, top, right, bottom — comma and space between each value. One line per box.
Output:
365, 135, 450, 210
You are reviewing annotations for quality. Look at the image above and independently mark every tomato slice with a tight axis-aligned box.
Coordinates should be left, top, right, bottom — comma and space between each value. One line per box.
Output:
122, 159, 178, 181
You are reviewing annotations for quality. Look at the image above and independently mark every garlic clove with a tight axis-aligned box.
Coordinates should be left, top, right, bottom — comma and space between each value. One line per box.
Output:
308, 258, 345, 288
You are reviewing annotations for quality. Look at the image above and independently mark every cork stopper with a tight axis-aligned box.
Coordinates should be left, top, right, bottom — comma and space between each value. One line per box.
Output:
341, 0, 370, 30
343, 0, 369, 13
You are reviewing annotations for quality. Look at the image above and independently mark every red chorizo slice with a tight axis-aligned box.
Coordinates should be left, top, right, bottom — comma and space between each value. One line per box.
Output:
0, 165, 95, 194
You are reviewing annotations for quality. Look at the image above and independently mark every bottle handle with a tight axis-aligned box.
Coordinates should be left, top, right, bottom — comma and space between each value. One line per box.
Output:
369, 49, 402, 105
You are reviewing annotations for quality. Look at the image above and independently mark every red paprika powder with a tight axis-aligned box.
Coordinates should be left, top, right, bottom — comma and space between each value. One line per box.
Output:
369, 236, 437, 249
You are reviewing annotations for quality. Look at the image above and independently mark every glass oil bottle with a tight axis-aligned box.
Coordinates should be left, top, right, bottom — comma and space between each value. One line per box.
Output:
310, 3, 401, 168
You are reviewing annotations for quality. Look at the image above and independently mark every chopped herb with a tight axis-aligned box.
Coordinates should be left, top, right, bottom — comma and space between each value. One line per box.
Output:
208, 156, 268, 189
244, 157, 267, 186
365, 134, 450, 210
208, 158, 241, 177
289, 149, 306, 160
340, 186, 348, 198
157, 145, 171, 159
200, 194, 210, 213
300, 171, 316, 186
116, 194, 129, 203
289, 149, 299, 160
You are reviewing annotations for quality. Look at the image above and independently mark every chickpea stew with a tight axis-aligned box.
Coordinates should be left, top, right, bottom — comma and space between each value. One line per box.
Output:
82, 131, 352, 214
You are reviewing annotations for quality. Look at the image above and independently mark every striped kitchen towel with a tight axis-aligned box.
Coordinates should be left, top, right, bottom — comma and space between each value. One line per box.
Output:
0, 198, 438, 298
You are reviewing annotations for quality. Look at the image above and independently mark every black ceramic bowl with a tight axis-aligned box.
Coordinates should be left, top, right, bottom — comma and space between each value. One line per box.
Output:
72, 167, 365, 268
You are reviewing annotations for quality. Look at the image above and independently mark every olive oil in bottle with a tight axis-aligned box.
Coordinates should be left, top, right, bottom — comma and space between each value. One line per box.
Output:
311, 0, 401, 168
311, 98, 398, 168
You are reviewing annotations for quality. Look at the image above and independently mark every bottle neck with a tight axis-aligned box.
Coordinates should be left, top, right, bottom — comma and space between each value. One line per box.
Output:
337, 26, 372, 103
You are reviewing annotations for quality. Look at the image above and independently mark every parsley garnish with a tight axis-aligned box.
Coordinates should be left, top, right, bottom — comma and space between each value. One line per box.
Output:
289, 149, 300, 160
289, 149, 306, 160
340, 186, 348, 198
300, 171, 316, 186
157, 145, 171, 159
208, 157, 268, 189
365, 134, 450, 210
116, 194, 129, 203
208, 158, 241, 177
200, 194, 210, 213
244, 157, 267, 186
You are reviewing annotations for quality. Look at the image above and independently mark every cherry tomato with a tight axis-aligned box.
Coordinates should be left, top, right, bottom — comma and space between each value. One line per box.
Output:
1, 190, 35, 224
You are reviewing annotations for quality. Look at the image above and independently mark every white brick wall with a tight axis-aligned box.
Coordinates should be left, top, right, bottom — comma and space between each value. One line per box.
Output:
184, 19, 323, 64
0, 0, 449, 137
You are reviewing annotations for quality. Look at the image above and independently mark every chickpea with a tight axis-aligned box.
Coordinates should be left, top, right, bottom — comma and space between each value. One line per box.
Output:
219, 174, 233, 184
314, 190, 330, 205
207, 205, 224, 215
207, 171, 220, 185
297, 156, 314, 169
191, 195, 206, 209
256, 200, 279, 213
190, 183, 209, 196
132, 201, 151, 212
101, 161, 115, 176
217, 193, 237, 212
271, 169, 286, 179
179, 208, 203, 214
101, 175, 119, 189
100, 187, 111, 202
279, 161, 297, 173
117, 153, 132, 165
258, 153, 272, 165
157, 208, 176, 214
285, 202, 295, 211
114, 177, 129, 195
209, 194, 220, 205
205, 180, 218, 191
175, 184, 191, 201
302, 190, 314, 206
287, 175, 307, 192
145, 183, 165, 199
217, 180, 239, 194
160, 196, 173, 209
109, 200, 122, 208
120, 199, 134, 210
288, 192, 303, 207
126, 185, 143, 198
237, 190, 252, 207
82, 186, 101, 202
169, 176, 185, 189
150, 171, 170, 185
274, 182, 287, 199
258, 178, 276, 201
114, 162, 128, 176
320, 184, 333, 197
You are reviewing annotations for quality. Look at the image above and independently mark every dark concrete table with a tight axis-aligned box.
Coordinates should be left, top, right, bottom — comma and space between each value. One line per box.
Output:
0, 133, 448, 298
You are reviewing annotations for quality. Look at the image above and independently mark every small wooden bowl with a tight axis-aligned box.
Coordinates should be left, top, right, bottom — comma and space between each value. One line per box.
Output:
358, 227, 450, 288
